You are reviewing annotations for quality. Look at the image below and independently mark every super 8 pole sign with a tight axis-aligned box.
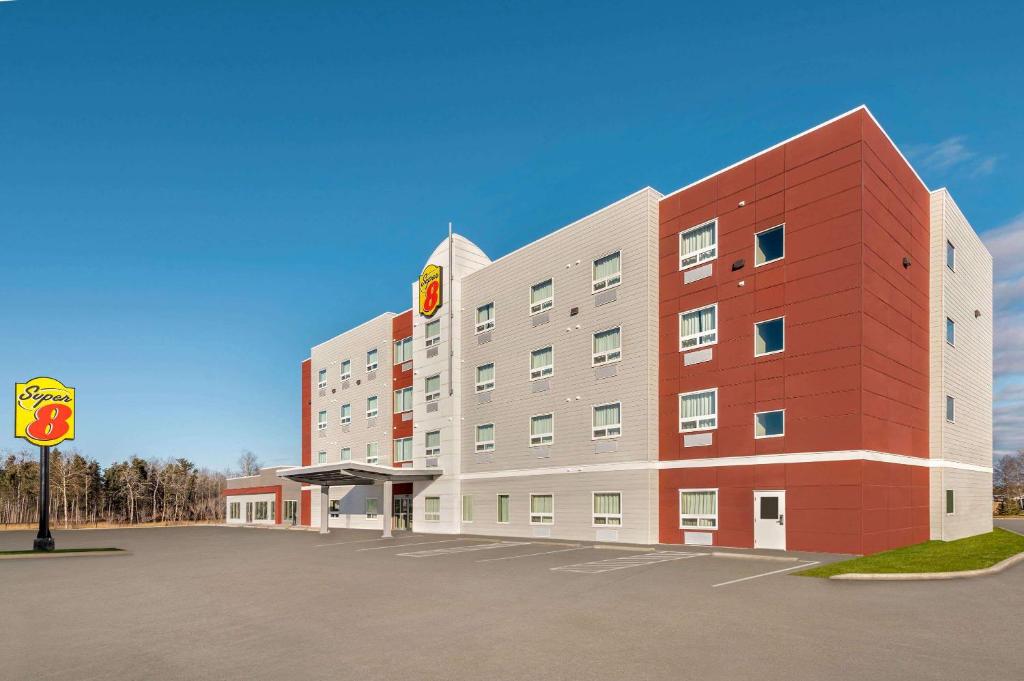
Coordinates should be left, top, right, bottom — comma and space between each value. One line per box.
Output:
14, 377, 76, 447
419, 264, 443, 318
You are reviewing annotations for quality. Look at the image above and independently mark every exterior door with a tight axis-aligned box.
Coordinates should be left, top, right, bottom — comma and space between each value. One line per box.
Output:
753, 491, 786, 550
245, 502, 253, 523
392, 495, 412, 531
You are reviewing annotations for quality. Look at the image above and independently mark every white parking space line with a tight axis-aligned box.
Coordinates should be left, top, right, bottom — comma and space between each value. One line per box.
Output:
356, 538, 477, 552
711, 561, 819, 588
314, 537, 399, 548
475, 547, 585, 563
551, 551, 704, 574
399, 541, 531, 558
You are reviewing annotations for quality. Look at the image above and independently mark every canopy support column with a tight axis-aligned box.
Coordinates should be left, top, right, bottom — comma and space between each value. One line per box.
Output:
382, 480, 393, 539
320, 484, 330, 535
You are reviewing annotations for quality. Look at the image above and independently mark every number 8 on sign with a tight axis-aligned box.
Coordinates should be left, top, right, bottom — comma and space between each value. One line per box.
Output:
14, 377, 76, 447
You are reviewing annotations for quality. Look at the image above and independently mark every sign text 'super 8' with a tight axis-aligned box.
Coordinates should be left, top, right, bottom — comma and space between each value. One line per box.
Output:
14, 377, 76, 447
418, 264, 443, 318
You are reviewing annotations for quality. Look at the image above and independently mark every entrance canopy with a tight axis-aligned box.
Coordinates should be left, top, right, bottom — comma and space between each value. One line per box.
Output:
275, 461, 442, 488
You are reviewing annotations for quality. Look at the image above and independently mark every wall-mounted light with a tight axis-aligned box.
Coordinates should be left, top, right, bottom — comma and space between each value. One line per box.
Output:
975, 309, 982, 318
902, 256, 911, 269
732, 259, 745, 271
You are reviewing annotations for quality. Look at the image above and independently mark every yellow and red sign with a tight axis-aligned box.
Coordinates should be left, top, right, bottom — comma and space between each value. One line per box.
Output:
14, 377, 76, 447
418, 264, 443, 318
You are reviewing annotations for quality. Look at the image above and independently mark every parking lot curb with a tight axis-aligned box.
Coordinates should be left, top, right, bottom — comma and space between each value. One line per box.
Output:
711, 551, 799, 562
829, 551, 1024, 581
0, 550, 130, 561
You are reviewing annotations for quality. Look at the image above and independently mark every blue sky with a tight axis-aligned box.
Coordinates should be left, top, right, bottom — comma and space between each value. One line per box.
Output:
1, 1, 1021, 470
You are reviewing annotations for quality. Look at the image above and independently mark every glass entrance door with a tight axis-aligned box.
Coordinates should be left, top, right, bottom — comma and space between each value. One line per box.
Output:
245, 502, 253, 523
393, 495, 412, 531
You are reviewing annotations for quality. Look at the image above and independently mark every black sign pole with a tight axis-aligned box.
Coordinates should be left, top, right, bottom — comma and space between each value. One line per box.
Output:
33, 445, 54, 551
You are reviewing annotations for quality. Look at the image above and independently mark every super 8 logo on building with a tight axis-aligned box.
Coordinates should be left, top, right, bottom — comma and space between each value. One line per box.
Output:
419, 264, 443, 318
14, 377, 76, 447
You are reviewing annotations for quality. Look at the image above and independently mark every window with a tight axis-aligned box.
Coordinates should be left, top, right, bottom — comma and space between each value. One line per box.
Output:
462, 495, 473, 523
394, 386, 412, 414
317, 411, 327, 431
679, 219, 717, 270
475, 363, 495, 392
754, 224, 785, 266
530, 413, 554, 446
340, 403, 351, 425
679, 304, 717, 351
593, 327, 621, 366
593, 251, 621, 292
754, 317, 785, 356
317, 451, 326, 464
946, 240, 955, 271
394, 437, 412, 463
340, 359, 351, 380
365, 442, 379, 464
424, 496, 441, 522
945, 489, 955, 515
475, 423, 495, 452
530, 494, 554, 524
530, 346, 554, 380
394, 336, 412, 364
592, 402, 622, 439
425, 319, 441, 346
425, 374, 441, 402
755, 410, 785, 438
366, 348, 378, 372
679, 489, 718, 529
366, 395, 379, 418
946, 317, 955, 346
497, 494, 510, 523
530, 279, 553, 314
328, 499, 341, 514
254, 501, 269, 521
317, 369, 327, 389
946, 395, 955, 423
593, 492, 622, 527
366, 498, 380, 519
679, 389, 717, 432
340, 447, 351, 461
284, 500, 297, 522
475, 303, 495, 333
425, 430, 441, 457
229, 502, 240, 520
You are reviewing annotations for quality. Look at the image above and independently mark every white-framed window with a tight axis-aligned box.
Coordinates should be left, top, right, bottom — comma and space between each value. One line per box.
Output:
592, 251, 622, 293
462, 495, 473, 523
945, 489, 955, 515
254, 501, 269, 521
316, 451, 327, 464
340, 447, 351, 461
340, 403, 351, 425
475, 423, 495, 452
365, 442, 379, 465
530, 279, 554, 314
425, 430, 441, 457
366, 348, 378, 372
593, 492, 622, 527
754, 224, 785, 266
946, 317, 955, 346
529, 494, 554, 525
754, 316, 785, 356
679, 489, 718, 529
340, 359, 351, 380
679, 388, 717, 432
592, 327, 621, 366
424, 496, 441, 522
946, 240, 956, 271
394, 336, 413, 364
424, 374, 441, 402
366, 395, 379, 419
754, 409, 785, 438
530, 413, 554, 446
530, 346, 554, 380
317, 368, 327, 389
425, 319, 441, 347
592, 402, 622, 439
317, 411, 327, 431
475, 303, 495, 334
946, 395, 955, 423
366, 497, 380, 519
475, 363, 495, 392
679, 218, 717, 270
229, 502, 240, 520
394, 386, 413, 414
497, 494, 510, 523
394, 437, 412, 463
679, 303, 717, 351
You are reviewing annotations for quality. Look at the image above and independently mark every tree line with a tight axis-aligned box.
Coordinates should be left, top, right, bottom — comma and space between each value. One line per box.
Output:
995, 450, 1024, 515
0, 449, 230, 527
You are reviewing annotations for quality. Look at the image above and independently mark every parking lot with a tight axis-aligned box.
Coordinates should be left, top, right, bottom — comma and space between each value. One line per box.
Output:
2, 526, 1022, 681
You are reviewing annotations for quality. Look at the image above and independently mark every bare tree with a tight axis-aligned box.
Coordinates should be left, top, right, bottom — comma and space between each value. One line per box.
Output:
237, 450, 261, 477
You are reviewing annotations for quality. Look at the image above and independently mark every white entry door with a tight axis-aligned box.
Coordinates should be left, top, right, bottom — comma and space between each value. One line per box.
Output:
753, 491, 786, 550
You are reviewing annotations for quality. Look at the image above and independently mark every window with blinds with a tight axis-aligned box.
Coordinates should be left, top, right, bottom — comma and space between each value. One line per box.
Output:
592, 402, 621, 439
394, 437, 413, 462
530, 346, 554, 380
475, 363, 495, 392
592, 327, 621, 366
365, 442, 379, 464
679, 219, 717, 270
366, 395, 379, 418
679, 304, 717, 350
366, 348, 379, 372
394, 387, 412, 414
424, 496, 441, 522
475, 302, 495, 333
679, 489, 717, 529
530, 413, 553, 446
425, 430, 441, 457
340, 403, 351, 424
593, 492, 622, 526
424, 374, 441, 402
530, 279, 554, 314
340, 359, 351, 380
679, 389, 717, 432
393, 336, 412, 364
497, 494, 510, 523
530, 494, 554, 524
425, 319, 441, 346
592, 251, 621, 292
475, 424, 495, 452
462, 495, 473, 523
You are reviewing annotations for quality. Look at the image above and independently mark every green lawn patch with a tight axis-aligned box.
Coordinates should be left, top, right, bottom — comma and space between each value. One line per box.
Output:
798, 528, 1024, 578
0, 547, 124, 556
